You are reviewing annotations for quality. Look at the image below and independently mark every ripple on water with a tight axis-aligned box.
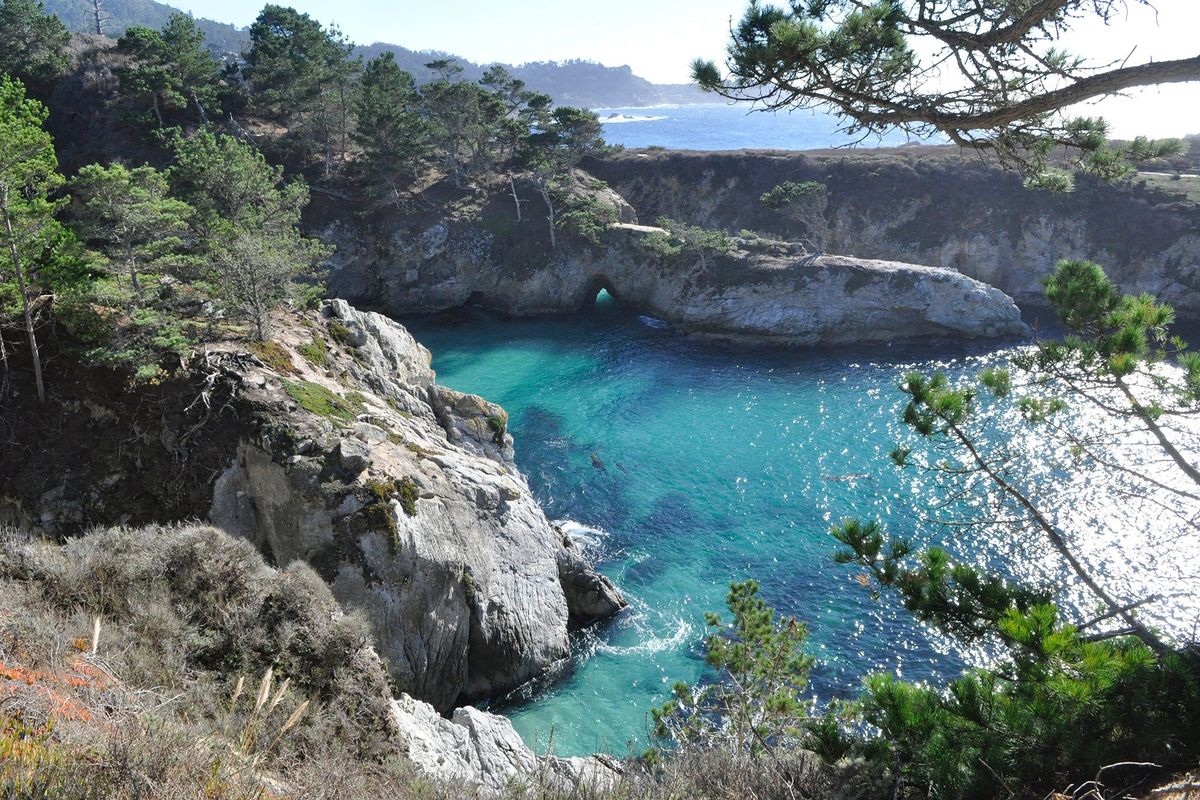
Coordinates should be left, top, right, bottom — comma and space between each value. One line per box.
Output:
403, 305, 1200, 757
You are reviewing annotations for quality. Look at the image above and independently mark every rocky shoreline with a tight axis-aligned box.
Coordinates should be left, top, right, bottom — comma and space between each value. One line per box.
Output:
16, 142, 1199, 792
585, 149, 1200, 315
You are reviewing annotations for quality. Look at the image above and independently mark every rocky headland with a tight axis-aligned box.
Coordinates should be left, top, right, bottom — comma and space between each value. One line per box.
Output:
1, 299, 624, 713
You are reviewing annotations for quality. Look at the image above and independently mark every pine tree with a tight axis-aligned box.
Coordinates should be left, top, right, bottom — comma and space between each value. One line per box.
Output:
351, 52, 432, 206
116, 14, 222, 128
420, 62, 508, 188
651, 580, 814, 760
523, 106, 608, 247
0, 77, 71, 401
70, 164, 192, 300
0, 0, 71, 94
243, 5, 361, 174
165, 131, 330, 339
693, 1, 1196, 179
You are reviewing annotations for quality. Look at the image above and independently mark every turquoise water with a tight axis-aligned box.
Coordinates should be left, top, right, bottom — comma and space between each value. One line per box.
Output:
402, 300, 1014, 755
403, 299, 1200, 757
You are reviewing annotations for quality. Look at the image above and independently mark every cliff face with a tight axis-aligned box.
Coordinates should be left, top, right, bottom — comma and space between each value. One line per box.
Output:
0, 300, 623, 712
320, 175, 1028, 345
585, 149, 1200, 313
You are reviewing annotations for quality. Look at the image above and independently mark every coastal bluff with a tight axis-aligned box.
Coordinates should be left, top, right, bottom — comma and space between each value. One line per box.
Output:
320, 176, 1029, 345
586, 147, 1200, 315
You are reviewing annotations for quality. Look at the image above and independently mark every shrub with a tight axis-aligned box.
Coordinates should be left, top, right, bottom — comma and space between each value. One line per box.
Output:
558, 194, 619, 244
298, 336, 329, 367
396, 476, 419, 517
0, 524, 396, 763
251, 339, 296, 373
328, 320, 354, 346
486, 414, 507, 445
759, 180, 826, 210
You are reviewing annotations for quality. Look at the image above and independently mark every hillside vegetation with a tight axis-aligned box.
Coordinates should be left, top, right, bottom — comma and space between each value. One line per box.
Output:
42, 0, 702, 106
3, 1, 1200, 798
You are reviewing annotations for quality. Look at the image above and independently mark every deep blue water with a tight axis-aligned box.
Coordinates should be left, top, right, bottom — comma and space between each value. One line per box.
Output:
594, 103, 937, 151
403, 301, 1035, 756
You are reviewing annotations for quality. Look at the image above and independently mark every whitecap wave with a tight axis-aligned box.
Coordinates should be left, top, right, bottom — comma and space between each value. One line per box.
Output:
554, 519, 608, 553
598, 615, 694, 656
600, 113, 668, 124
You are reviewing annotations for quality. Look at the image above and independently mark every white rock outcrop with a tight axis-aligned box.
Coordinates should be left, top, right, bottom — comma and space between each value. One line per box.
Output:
209, 300, 625, 710
391, 693, 622, 796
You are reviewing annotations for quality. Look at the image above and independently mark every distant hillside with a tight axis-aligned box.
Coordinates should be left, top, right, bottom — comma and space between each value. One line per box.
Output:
355, 43, 703, 107
44, 0, 246, 52
43, 0, 704, 107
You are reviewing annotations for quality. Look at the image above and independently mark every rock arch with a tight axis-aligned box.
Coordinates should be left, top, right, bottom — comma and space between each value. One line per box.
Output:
579, 275, 620, 308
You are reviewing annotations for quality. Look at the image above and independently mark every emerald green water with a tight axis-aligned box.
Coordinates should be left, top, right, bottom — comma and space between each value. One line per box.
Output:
401, 299, 1193, 757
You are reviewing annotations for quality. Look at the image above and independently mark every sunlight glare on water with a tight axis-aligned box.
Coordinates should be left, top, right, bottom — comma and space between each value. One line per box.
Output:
402, 303, 1200, 757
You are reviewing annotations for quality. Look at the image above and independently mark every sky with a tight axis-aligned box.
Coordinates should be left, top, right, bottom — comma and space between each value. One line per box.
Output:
174, 0, 1200, 137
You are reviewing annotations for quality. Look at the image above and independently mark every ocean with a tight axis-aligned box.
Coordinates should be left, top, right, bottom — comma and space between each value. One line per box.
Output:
593, 102, 935, 151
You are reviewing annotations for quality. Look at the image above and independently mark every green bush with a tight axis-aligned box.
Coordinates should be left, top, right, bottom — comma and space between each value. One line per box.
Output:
298, 336, 329, 368
486, 414, 507, 445
558, 194, 619, 244
759, 180, 826, 210
251, 339, 296, 373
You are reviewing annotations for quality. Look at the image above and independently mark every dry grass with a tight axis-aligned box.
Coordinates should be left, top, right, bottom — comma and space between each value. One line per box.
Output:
0, 524, 839, 800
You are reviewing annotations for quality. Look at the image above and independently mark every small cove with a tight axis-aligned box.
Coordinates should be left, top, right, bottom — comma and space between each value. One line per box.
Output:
402, 299, 1199, 757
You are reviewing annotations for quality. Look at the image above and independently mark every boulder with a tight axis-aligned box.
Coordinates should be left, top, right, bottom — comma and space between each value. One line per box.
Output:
557, 539, 627, 622
391, 694, 622, 796
336, 437, 371, 474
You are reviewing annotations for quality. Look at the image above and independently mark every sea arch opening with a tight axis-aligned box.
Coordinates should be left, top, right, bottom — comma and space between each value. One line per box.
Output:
580, 275, 621, 310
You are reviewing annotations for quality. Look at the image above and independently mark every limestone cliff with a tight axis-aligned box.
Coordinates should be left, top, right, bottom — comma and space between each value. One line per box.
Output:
584, 148, 1200, 314
319, 175, 1028, 345
0, 300, 624, 711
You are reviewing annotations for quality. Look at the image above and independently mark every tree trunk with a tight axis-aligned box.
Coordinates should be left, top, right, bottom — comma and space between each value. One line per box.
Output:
127, 251, 142, 300
945, 417, 1169, 654
151, 94, 164, 128
0, 318, 10, 387
1, 188, 46, 403
191, 92, 210, 126
91, 0, 104, 35
508, 175, 522, 222
339, 83, 349, 163
539, 187, 556, 249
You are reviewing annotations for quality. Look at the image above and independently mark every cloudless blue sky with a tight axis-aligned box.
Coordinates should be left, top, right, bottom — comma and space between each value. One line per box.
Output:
174, 0, 1200, 136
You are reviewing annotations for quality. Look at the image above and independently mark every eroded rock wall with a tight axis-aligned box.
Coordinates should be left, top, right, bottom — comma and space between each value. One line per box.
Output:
584, 149, 1200, 313
319, 178, 1028, 345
